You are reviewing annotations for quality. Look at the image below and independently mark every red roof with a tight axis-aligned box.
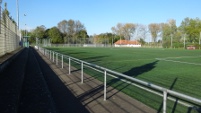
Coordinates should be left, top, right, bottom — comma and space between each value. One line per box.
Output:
114, 40, 141, 45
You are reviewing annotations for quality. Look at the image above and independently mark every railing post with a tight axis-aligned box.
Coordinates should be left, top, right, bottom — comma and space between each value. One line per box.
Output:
62, 55, 63, 68
50, 51, 52, 61
69, 57, 71, 75
49, 50, 51, 59
104, 70, 107, 101
81, 61, 84, 83
56, 53, 58, 65
53, 52, 54, 62
163, 90, 167, 113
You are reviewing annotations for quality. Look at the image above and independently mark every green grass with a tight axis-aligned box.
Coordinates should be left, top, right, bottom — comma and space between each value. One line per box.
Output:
47, 47, 201, 112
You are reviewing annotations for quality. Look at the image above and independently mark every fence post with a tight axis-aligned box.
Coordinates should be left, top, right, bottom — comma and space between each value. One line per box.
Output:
81, 61, 83, 83
50, 51, 52, 61
49, 50, 51, 59
56, 53, 58, 65
62, 55, 63, 69
53, 52, 54, 62
163, 90, 167, 113
104, 70, 107, 101
69, 57, 71, 75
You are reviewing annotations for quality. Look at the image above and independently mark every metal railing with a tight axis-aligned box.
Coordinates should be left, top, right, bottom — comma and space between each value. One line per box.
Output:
38, 47, 201, 113
0, 7, 20, 57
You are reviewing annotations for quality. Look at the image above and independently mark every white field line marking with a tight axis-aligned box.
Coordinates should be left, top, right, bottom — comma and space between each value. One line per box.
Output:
159, 55, 201, 59
106, 59, 154, 63
156, 58, 201, 66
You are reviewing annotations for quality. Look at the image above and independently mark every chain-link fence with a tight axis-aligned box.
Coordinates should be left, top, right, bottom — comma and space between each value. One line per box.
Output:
0, 7, 20, 57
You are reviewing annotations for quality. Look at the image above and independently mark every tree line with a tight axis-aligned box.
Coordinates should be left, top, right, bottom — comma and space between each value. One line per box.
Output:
28, 19, 89, 44
26, 17, 201, 48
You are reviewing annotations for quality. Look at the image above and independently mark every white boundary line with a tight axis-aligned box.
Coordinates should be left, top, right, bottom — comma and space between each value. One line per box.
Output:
159, 55, 201, 59
156, 58, 201, 66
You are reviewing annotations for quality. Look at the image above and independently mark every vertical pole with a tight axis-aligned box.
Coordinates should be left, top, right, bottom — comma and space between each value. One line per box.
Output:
171, 34, 173, 48
163, 90, 167, 113
62, 55, 63, 68
50, 50, 51, 60
49, 50, 51, 59
53, 52, 54, 62
56, 53, 58, 65
69, 57, 71, 75
104, 70, 107, 101
184, 34, 186, 49
81, 62, 83, 83
199, 32, 201, 49
16, 0, 19, 29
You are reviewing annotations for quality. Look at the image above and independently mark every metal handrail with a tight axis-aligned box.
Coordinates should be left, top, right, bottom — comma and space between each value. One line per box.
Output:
38, 47, 201, 113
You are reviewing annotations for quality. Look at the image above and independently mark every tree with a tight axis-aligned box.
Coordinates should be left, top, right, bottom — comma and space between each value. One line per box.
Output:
58, 20, 68, 43
48, 27, 63, 43
74, 29, 89, 44
32, 25, 46, 39
161, 19, 179, 48
148, 23, 161, 42
2, 2, 9, 26
58, 20, 68, 34
92, 33, 118, 45
179, 17, 201, 43
135, 24, 148, 41
57, 19, 86, 44
111, 23, 136, 40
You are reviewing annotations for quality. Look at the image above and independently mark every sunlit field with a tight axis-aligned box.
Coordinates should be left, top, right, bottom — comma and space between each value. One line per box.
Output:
47, 47, 201, 112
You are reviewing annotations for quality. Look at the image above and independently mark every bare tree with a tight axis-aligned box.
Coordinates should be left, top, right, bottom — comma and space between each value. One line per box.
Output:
148, 23, 161, 42
135, 24, 148, 40
111, 23, 136, 40
57, 20, 68, 34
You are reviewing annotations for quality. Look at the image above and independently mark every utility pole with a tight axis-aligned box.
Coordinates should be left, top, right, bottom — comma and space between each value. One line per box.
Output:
16, 0, 19, 29
184, 34, 186, 49
0, 0, 2, 33
199, 32, 201, 49
171, 34, 173, 48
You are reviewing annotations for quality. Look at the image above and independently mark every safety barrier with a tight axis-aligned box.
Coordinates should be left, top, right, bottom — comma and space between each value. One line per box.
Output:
38, 47, 201, 113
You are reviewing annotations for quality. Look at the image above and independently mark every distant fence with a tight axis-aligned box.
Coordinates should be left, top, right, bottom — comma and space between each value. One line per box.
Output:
0, 7, 20, 57
38, 47, 201, 113
39, 43, 163, 48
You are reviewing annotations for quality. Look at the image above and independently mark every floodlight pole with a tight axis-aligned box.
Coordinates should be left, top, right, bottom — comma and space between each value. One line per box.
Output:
184, 34, 186, 49
171, 34, 173, 48
199, 32, 201, 49
0, 0, 2, 33
16, 0, 19, 29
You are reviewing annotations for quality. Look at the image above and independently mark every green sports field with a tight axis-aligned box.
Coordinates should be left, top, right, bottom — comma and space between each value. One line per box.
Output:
47, 47, 201, 112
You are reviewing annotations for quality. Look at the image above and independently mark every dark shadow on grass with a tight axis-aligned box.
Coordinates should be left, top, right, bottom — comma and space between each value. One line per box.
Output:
81, 55, 109, 63
187, 106, 201, 113
157, 78, 178, 113
106, 77, 131, 99
123, 60, 158, 77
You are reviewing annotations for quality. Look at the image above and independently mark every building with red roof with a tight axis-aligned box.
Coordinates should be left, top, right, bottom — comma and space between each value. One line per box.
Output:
114, 40, 141, 47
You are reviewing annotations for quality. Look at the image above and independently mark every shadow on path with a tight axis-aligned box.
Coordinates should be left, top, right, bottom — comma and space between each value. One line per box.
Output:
33, 49, 90, 113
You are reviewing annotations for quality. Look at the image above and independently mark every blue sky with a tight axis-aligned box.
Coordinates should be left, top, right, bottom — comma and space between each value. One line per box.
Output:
3, 0, 201, 36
